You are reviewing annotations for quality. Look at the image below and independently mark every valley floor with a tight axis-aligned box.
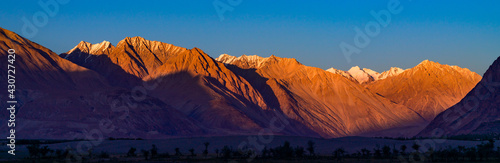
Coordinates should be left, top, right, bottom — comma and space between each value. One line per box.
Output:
1, 136, 500, 162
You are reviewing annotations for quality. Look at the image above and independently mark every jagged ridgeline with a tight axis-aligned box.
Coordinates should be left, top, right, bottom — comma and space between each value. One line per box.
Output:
0, 27, 489, 139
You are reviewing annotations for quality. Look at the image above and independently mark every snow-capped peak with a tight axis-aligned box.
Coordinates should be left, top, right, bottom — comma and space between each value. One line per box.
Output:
326, 66, 405, 84
379, 67, 405, 80
216, 54, 238, 64
67, 40, 114, 55
348, 66, 375, 84
89, 40, 112, 54
215, 54, 275, 69
362, 68, 381, 79
326, 68, 356, 81
417, 59, 441, 68
238, 54, 265, 62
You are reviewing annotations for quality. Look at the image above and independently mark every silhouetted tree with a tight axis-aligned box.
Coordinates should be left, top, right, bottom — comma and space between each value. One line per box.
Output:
400, 145, 407, 155
222, 146, 232, 158
98, 151, 110, 158
333, 148, 346, 161
295, 146, 305, 158
412, 143, 421, 153
392, 144, 399, 157
215, 148, 219, 158
261, 146, 269, 158
141, 149, 149, 160
39, 146, 53, 158
373, 145, 382, 159
427, 147, 435, 161
307, 140, 315, 156
150, 144, 158, 158
159, 152, 170, 158
175, 147, 182, 156
27, 144, 41, 158
269, 141, 294, 158
476, 140, 494, 161
466, 147, 477, 161
485, 139, 495, 160
361, 148, 371, 158
62, 148, 71, 159
457, 145, 465, 161
68, 147, 86, 162
127, 147, 137, 157
449, 147, 459, 162
382, 145, 391, 158
238, 146, 255, 158
87, 148, 93, 159
353, 151, 362, 161
282, 141, 294, 158
55, 149, 64, 159
232, 147, 243, 158
189, 148, 195, 156
203, 142, 210, 157
497, 147, 500, 160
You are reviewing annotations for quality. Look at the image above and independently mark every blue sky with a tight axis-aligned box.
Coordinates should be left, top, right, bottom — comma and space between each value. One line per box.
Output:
1, 0, 499, 75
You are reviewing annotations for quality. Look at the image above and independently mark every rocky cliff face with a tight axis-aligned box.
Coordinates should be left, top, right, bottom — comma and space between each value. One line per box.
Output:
418, 56, 500, 137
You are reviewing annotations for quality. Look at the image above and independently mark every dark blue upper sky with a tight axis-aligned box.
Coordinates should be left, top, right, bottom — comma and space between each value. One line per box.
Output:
2, 0, 499, 74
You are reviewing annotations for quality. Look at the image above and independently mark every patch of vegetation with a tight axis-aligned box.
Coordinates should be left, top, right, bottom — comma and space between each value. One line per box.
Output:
13, 139, 500, 162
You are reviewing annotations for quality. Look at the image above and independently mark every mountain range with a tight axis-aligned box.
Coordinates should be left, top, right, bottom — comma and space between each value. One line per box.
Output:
419, 55, 500, 137
0, 27, 494, 139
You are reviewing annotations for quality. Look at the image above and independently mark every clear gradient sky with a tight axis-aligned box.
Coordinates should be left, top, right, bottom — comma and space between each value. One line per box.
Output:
1, 0, 499, 75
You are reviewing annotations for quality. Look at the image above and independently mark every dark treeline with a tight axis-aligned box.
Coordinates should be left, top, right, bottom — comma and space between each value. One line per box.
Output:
377, 133, 500, 141
446, 133, 500, 141
6, 139, 74, 145
20, 139, 500, 162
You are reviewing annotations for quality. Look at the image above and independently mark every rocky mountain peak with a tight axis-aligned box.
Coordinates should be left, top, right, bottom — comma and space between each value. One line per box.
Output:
378, 67, 405, 80
362, 68, 381, 79
326, 68, 357, 82
215, 54, 300, 69
418, 56, 500, 136
367, 60, 482, 121
67, 40, 115, 55
348, 66, 375, 84
416, 59, 441, 68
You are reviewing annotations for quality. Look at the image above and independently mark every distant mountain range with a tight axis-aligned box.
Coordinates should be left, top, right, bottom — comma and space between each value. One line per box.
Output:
0, 27, 494, 139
